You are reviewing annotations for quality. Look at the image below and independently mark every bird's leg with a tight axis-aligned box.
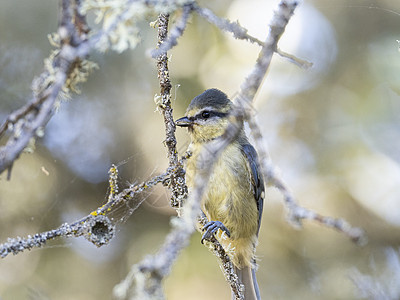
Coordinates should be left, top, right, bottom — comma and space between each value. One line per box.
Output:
201, 221, 231, 244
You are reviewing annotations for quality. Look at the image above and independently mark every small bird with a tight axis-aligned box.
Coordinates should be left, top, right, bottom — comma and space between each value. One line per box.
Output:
175, 89, 264, 300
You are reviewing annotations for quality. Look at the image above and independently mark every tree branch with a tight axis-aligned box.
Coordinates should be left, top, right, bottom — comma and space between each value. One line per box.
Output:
194, 4, 264, 46
150, 4, 193, 58
246, 116, 367, 245
0, 170, 168, 258
198, 213, 244, 300
0, 0, 87, 177
155, 13, 188, 209
0, 0, 195, 177
237, 0, 298, 104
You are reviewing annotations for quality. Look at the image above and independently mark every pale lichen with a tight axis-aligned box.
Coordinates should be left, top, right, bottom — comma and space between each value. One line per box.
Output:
64, 59, 99, 95
80, 0, 195, 53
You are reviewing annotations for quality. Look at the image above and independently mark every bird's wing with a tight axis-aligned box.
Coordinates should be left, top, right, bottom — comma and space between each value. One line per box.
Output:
241, 143, 265, 236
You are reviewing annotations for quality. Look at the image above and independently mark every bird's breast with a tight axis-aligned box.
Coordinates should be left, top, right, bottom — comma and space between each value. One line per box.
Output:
186, 142, 258, 240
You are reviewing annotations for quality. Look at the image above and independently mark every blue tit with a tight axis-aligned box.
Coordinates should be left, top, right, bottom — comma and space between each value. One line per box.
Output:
176, 88, 264, 300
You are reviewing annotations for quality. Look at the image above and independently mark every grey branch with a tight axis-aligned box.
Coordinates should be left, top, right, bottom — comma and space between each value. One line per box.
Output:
194, 4, 264, 46
150, 4, 193, 58
0, 0, 187, 177
155, 13, 188, 209
276, 48, 313, 69
198, 213, 244, 300
0, 170, 167, 258
0, 0, 87, 177
0, 0, 77, 177
238, 0, 298, 104
247, 116, 367, 245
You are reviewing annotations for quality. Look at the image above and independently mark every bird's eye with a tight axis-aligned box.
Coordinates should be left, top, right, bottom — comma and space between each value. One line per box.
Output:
201, 111, 211, 119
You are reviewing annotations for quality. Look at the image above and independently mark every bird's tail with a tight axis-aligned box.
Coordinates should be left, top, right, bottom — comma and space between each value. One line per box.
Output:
232, 266, 260, 300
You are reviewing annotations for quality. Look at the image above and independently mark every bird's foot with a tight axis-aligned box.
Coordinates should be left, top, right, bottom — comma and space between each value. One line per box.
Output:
201, 221, 231, 244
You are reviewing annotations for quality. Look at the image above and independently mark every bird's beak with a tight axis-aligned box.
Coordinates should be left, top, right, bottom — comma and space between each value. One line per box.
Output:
175, 116, 192, 127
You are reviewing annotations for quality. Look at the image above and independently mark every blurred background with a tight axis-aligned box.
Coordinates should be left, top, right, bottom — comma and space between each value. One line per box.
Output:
1, 0, 400, 299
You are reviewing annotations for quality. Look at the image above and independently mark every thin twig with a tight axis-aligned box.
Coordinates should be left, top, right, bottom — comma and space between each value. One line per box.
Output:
198, 213, 244, 300
156, 13, 188, 209
276, 48, 313, 69
194, 4, 264, 46
156, 13, 177, 167
195, 2, 313, 72
150, 4, 193, 58
0, 171, 168, 258
246, 116, 367, 245
0, 93, 50, 138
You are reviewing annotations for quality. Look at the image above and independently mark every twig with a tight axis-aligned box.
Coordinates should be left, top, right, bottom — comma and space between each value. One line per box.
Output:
150, 4, 193, 58
276, 48, 313, 69
238, 0, 298, 105
0, 93, 50, 138
194, 4, 264, 46
0, 0, 87, 177
0, 170, 168, 258
198, 213, 244, 300
0, 78, 64, 179
247, 116, 367, 245
227, 0, 367, 245
113, 130, 241, 299
0, 0, 174, 176
155, 13, 188, 209
195, 2, 312, 72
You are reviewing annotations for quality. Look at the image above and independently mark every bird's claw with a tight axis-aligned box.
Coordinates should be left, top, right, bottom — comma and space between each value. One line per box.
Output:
201, 221, 231, 244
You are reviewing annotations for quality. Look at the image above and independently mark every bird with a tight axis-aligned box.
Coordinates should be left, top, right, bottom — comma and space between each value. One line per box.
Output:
175, 88, 264, 300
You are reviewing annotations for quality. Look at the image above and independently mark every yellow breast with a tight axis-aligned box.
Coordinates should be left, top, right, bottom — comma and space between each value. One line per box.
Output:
186, 141, 258, 268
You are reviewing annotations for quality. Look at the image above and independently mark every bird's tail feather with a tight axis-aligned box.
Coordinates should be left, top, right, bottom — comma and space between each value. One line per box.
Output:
232, 266, 260, 300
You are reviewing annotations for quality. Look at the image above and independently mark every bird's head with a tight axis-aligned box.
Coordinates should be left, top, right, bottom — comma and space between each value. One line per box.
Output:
175, 89, 234, 143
